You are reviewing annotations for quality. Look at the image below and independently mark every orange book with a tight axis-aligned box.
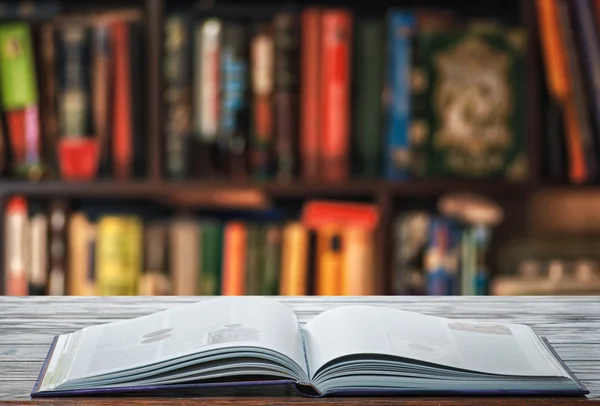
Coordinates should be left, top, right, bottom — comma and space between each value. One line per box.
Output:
316, 226, 343, 295
342, 226, 374, 295
111, 21, 133, 179
4, 196, 28, 296
300, 8, 321, 180
221, 222, 247, 295
302, 200, 379, 231
279, 222, 308, 295
536, 0, 586, 183
320, 10, 352, 181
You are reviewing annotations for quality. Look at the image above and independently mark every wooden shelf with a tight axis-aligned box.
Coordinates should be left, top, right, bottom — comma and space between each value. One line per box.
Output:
0, 178, 535, 202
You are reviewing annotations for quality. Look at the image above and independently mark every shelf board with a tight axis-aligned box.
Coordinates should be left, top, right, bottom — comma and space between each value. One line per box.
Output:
0, 179, 535, 200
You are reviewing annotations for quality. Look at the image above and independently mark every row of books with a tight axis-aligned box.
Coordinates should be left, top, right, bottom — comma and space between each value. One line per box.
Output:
538, 0, 600, 183
165, 6, 528, 182
3, 197, 377, 296
0, 4, 146, 181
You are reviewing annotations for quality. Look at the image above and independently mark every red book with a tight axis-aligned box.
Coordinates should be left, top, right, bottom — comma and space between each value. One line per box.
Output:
300, 9, 322, 180
111, 21, 133, 180
320, 10, 352, 181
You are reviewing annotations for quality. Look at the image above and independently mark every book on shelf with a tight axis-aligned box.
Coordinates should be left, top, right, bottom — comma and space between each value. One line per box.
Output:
31, 296, 588, 398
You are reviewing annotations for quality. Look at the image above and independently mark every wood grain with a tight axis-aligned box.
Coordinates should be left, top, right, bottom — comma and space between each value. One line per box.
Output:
0, 296, 598, 404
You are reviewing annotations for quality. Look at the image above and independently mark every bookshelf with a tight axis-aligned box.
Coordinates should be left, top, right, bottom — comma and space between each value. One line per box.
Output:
1, 0, 588, 296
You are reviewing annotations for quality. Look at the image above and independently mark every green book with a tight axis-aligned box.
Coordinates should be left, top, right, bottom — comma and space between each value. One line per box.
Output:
198, 220, 223, 295
0, 23, 38, 109
422, 26, 527, 179
353, 19, 384, 178
261, 223, 281, 295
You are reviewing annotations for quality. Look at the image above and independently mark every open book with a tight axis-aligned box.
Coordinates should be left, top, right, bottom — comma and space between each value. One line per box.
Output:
32, 297, 587, 398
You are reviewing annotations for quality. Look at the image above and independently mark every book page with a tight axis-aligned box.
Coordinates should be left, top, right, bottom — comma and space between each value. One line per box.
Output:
64, 297, 307, 382
303, 305, 559, 378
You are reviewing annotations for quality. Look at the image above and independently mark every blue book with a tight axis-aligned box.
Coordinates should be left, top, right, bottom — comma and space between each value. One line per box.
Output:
385, 11, 415, 180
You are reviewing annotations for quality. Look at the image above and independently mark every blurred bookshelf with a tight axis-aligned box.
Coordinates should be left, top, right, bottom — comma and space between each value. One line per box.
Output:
2, 0, 600, 297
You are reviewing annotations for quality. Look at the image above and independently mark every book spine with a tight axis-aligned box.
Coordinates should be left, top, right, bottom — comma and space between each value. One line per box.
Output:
140, 222, 169, 295
386, 11, 415, 180
273, 12, 299, 181
568, 0, 600, 180
300, 8, 321, 180
169, 218, 199, 296
199, 220, 222, 295
164, 16, 191, 179
57, 25, 91, 138
48, 199, 68, 295
279, 222, 308, 295
128, 21, 145, 178
245, 223, 261, 295
342, 226, 373, 295
425, 217, 450, 295
219, 22, 249, 178
40, 23, 58, 176
193, 19, 221, 176
262, 223, 282, 295
316, 226, 343, 295
28, 204, 48, 295
535, 0, 587, 182
93, 25, 111, 177
353, 19, 384, 178
67, 212, 90, 295
250, 24, 274, 180
111, 20, 133, 179
4, 196, 28, 295
221, 221, 247, 295
95, 216, 142, 295
320, 10, 352, 181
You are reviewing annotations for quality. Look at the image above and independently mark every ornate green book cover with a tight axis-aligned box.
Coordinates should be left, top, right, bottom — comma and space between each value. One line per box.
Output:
422, 26, 528, 179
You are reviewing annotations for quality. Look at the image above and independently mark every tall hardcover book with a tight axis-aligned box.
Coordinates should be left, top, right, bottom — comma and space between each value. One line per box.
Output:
316, 226, 343, 295
245, 223, 262, 295
249, 23, 274, 179
140, 222, 169, 295
279, 222, 308, 295
342, 226, 374, 295
320, 10, 352, 181
4, 196, 28, 295
128, 21, 146, 179
193, 19, 221, 176
300, 8, 321, 180
220, 22, 249, 178
386, 11, 415, 180
170, 217, 199, 295
92, 25, 111, 177
422, 27, 528, 179
67, 212, 95, 295
262, 223, 281, 295
353, 19, 384, 178
40, 23, 59, 177
164, 15, 191, 179
28, 202, 48, 295
273, 12, 299, 181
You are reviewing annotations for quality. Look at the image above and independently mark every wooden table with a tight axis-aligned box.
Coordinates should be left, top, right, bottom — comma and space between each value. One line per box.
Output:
0, 296, 599, 405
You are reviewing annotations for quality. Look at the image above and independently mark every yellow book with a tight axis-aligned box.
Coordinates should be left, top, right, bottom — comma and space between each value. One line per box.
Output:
316, 226, 343, 295
279, 222, 308, 295
95, 216, 142, 295
342, 226, 374, 295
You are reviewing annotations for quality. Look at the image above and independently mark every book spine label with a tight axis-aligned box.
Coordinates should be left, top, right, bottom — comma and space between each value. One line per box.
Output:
250, 24, 274, 179
111, 21, 133, 179
164, 16, 191, 178
354, 20, 384, 178
300, 9, 321, 180
274, 12, 298, 181
386, 11, 415, 180
220, 23, 248, 178
321, 10, 352, 181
